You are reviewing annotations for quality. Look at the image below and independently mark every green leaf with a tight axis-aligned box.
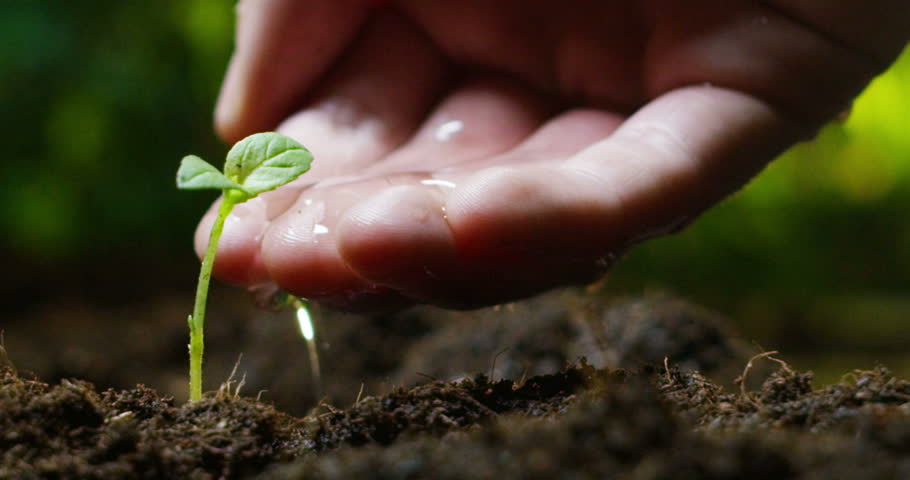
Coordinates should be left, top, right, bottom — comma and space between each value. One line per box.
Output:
224, 132, 313, 196
177, 155, 242, 191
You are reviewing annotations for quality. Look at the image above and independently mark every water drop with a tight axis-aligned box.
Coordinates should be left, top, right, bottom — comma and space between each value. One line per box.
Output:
293, 298, 322, 400
434, 120, 464, 142
420, 178, 457, 189
295, 303, 315, 340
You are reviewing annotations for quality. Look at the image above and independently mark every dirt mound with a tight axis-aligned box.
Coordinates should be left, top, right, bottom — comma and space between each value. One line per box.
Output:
5, 358, 910, 479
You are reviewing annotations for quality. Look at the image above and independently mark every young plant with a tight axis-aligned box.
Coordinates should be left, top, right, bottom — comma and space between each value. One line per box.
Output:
177, 132, 312, 402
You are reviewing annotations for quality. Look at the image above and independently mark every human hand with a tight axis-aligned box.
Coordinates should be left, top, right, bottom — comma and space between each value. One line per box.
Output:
198, 0, 910, 311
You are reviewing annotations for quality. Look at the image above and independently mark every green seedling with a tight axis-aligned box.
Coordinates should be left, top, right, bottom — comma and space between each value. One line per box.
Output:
177, 132, 313, 402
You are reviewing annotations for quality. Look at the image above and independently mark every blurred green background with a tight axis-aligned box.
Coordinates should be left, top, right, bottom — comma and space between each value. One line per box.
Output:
2, 1, 230, 259
1, 1, 908, 383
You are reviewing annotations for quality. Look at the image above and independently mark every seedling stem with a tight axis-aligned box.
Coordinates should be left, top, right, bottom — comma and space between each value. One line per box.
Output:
178, 132, 312, 402
188, 195, 238, 401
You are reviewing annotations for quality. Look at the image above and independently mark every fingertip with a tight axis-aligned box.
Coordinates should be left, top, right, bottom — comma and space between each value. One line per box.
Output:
260, 208, 418, 312
193, 202, 216, 260
446, 165, 552, 260
214, 0, 372, 143
337, 185, 457, 301
569, 86, 797, 230
195, 198, 272, 286
260, 203, 366, 298
446, 164, 623, 261
214, 56, 248, 144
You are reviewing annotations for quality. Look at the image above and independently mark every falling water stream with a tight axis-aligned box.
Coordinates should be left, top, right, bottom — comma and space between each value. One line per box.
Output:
293, 298, 322, 401
249, 285, 323, 401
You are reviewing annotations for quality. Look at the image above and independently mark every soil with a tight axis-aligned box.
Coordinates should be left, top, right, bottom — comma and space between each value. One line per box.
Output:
3, 288, 910, 478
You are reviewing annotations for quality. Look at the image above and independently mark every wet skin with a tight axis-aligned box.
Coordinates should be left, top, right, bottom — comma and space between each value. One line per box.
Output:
197, 0, 910, 311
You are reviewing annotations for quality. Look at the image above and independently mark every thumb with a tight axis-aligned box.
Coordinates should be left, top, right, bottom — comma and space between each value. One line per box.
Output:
215, 0, 372, 143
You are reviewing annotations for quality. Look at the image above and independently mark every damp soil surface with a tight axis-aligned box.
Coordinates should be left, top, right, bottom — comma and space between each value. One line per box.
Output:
4, 290, 910, 478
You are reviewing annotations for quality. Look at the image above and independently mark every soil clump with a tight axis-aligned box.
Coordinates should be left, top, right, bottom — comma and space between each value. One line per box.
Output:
4, 289, 910, 478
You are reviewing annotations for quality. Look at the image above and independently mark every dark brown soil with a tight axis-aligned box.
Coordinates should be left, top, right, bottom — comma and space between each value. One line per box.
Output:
6, 359, 910, 479
4, 289, 910, 478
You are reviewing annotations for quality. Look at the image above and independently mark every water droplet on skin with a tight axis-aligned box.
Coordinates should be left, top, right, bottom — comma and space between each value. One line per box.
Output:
434, 120, 464, 142
375, 171, 434, 186
281, 201, 327, 244
420, 178, 457, 189
259, 181, 318, 219
389, 172, 460, 192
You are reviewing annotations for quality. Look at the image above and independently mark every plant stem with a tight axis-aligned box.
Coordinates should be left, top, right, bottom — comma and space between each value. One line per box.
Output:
189, 195, 237, 402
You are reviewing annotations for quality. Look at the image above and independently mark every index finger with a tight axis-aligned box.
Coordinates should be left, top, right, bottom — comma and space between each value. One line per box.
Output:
216, 0, 373, 143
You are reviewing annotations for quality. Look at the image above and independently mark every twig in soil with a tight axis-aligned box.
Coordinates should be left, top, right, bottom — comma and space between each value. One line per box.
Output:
416, 372, 439, 382
512, 369, 529, 391
739, 350, 780, 407
355, 383, 365, 405
306, 395, 337, 418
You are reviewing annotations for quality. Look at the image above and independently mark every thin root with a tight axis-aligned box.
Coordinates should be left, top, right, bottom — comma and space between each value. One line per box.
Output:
355, 383, 365, 405
217, 354, 247, 400
739, 350, 780, 407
